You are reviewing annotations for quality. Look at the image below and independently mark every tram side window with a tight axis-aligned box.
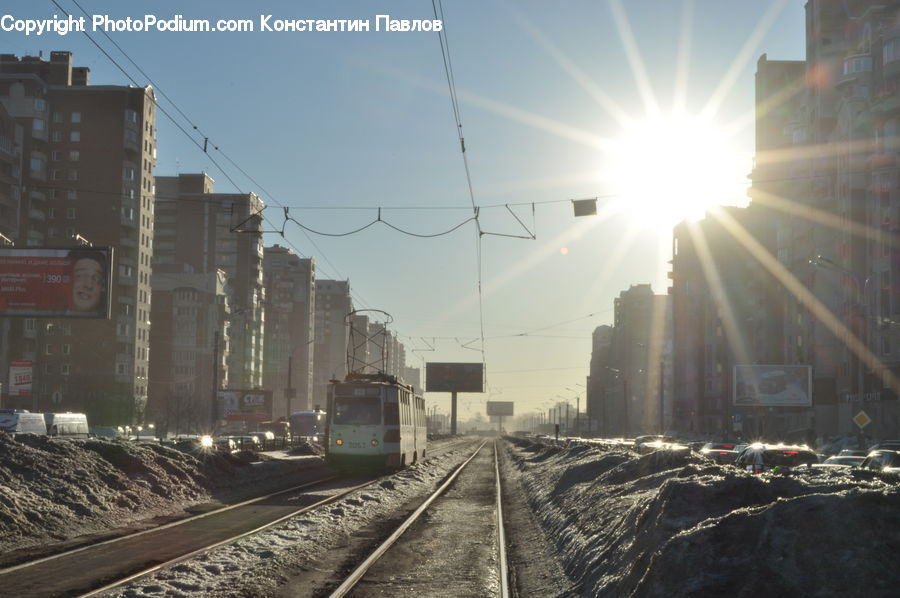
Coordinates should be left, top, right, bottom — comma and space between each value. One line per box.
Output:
334, 397, 381, 425
383, 401, 399, 425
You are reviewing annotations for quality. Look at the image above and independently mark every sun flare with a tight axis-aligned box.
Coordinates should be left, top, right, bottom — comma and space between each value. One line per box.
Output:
607, 113, 749, 228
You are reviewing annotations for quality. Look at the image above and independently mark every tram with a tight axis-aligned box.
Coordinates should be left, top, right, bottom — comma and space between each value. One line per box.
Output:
327, 373, 426, 470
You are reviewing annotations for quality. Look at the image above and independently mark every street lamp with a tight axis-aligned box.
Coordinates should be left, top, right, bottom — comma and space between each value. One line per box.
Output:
809, 255, 872, 402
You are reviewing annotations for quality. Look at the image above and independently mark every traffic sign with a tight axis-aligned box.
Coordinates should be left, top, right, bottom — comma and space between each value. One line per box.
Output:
853, 410, 871, 429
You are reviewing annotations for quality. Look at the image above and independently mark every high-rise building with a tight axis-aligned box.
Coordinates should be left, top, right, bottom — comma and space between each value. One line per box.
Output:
0, 51, 156, 423
314, 280, 351, 407
750, 0, 900, 440
147, 266, 231, 436
154, 173, 266, 392
263, 245, 315, 417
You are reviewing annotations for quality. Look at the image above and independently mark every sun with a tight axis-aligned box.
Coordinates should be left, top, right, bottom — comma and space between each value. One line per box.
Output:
606, 113, 749, 228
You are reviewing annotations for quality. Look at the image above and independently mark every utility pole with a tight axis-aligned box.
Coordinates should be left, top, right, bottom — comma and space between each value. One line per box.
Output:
211, 329, 219, 431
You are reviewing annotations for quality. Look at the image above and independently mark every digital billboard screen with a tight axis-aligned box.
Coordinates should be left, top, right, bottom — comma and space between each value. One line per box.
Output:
0, 247, 113, 319
218, 389, 274, 421
425, 362, 484, 393
733, 365, 812, 407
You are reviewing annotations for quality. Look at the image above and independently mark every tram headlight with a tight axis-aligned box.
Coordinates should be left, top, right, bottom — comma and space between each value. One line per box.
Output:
371, 439, 379, 446
335, 438, 343, 445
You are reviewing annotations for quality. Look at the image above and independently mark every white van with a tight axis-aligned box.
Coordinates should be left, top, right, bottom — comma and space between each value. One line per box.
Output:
44, 412, 90, 438
0, 410, 47, 434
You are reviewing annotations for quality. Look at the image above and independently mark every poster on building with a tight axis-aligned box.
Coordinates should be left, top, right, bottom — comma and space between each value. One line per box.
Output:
425, 362, 484, 393
733, 365, 812, 407
486, 401, 514, 416
8, 360, 32, 396
218, 389, 273, 421
0, 247, 113, 319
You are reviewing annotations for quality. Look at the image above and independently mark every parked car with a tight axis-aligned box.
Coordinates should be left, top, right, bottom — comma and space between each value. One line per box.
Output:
634, 435, 676, 454
868, 440, 900, 452
214, 437, 237, 453
734, 443, 819, 474
700, 441, 741, 464
859, 450, 900, 473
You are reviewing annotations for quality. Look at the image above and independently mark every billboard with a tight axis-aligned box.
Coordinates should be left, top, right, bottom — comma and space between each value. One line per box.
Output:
425, 362, 484, 393
218, 389, 274, 421
8, 360, 32, 396
486, 401, 514, 416
733, 365, 812, 407
0, 247, 113, 318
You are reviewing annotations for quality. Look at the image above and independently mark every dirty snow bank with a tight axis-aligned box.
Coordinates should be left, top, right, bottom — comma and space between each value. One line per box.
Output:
507, 439, 900, 597
0, 434, 325, 557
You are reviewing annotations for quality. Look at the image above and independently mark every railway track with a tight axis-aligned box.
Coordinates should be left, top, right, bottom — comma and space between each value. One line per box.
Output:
0, 472, 378, 597
323, 439, 510, 598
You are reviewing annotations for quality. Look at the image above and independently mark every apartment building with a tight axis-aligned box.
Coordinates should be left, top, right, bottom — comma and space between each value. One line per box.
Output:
313, 280, 352, 407
262, 245, 315, 417
0, 51, 156, 424
154, 173, 266, 394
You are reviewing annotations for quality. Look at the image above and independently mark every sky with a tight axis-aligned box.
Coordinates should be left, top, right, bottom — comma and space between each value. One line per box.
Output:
2, 0, 807, 420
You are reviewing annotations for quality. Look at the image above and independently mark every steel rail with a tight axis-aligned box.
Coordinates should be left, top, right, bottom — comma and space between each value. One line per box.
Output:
327, 440, 489, 598
76, 476, 385, 598
495, 440, 510, 598
0, 473, 339, 576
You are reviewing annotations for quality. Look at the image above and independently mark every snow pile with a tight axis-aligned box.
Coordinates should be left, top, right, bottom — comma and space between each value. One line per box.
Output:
507, 439, 900, 597
0, 434, 324, 557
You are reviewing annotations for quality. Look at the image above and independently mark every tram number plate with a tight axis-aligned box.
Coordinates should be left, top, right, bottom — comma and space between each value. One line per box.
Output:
347, 442, 366, 449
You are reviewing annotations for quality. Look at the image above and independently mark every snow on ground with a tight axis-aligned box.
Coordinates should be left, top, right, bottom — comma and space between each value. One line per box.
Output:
4, 434, 900, 597
0, 433, 326, 558
506, 439, 900, 597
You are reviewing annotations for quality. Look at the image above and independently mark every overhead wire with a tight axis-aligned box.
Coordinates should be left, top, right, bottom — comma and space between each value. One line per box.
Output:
432, 0, 489, 388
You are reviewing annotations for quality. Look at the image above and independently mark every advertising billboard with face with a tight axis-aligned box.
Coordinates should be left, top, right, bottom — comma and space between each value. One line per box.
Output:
425, 362, 484, 393
0, 247, 113, 319
218, 390, 274, 421
733, 365, 812, 407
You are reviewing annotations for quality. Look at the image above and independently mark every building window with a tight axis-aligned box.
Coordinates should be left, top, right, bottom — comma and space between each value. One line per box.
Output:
843, 55, 872, 76
34, 98, 46, 111
67, 169, 78, 181
44, 364, 54, 374
123, 166, 135, 181
67, 189, 77, 201
51, 150, 61, 161
32, 118, 46, 132
45, 344, 54, 355
117, 363, 127, 375
69, 150, 79, 162
52, 111, 62, 123
60, 363, 71, 375
51, 169, 61, 181
66, 208, 76, 219
25, 318, 36, 331
48, 207, 56, 219
125, 109, 138, 123
70, 131, 80, 142
71, 112, 81, 123
30, 156, 45, 173
884, 38, 900, 66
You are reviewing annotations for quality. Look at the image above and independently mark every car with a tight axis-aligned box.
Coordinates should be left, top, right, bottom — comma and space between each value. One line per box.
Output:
868, 440, 900, 452
699, 441, 742, 464
214, 437, 237, 453
837, 449, 868, 457
859, 450, 900, 473
634, 435, 676, 454
734, 443, 819, 474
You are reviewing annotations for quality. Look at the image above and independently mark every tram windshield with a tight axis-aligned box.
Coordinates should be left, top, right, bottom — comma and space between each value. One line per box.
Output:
333, 397, 382, 425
